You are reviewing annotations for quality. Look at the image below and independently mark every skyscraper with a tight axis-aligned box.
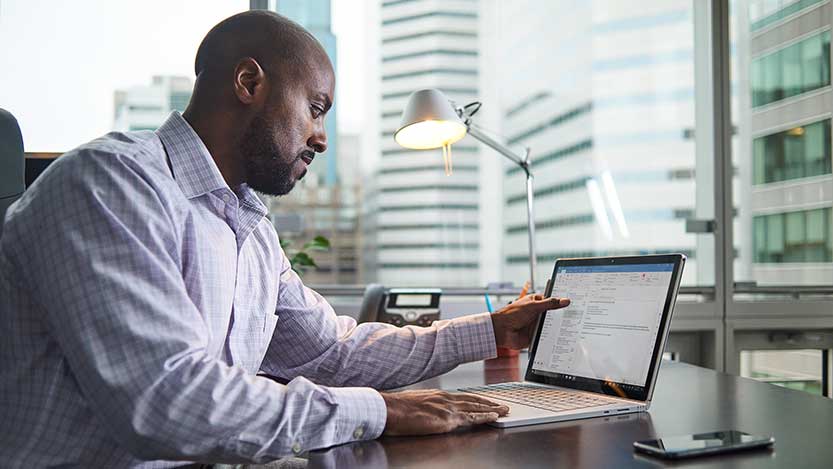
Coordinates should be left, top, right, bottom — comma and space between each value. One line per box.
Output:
113, 76, 192, 132
737, 0, 832, 286
485, 1, 705, 286
369, 0, 482, 287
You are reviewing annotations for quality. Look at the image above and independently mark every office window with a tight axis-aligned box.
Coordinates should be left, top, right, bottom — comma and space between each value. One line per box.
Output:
0, 1, 247, 152
1, 0, 720, 289
753, 119, 832, 184
751, 30, 831, 107
740, 349, 826, 396
734, 0, 833, 288
481, 1, 715, 289
753, 208, 832, 263
3, 0, 828, 378
258, 0, 719, 288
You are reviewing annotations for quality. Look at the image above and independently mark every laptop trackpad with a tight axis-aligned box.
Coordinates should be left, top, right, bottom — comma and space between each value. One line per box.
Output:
488, 398, 560, 427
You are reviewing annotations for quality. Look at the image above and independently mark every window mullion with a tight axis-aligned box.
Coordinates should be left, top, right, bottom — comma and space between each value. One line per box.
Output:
710, 0, 734, 372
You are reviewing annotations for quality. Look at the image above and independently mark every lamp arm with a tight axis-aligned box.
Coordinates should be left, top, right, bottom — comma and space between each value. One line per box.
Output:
463, 122, 538, 293
465, 123, 530, 174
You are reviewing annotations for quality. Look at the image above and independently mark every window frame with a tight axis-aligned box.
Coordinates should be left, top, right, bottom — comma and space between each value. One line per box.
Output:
714, 0, 833, 377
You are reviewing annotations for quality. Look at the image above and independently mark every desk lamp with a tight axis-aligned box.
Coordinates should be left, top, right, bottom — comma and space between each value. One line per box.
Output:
394, 89, 538, 292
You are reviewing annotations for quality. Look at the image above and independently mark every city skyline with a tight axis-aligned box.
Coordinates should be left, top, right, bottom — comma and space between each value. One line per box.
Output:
3, 0, 831, 288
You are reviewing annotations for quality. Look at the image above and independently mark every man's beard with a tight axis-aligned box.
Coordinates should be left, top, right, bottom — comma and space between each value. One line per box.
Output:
240, 115, 306, 196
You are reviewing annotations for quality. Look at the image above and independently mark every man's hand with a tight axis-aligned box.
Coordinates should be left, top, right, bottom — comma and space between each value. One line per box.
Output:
380, 389, 509, 436
491, 294, 570, 350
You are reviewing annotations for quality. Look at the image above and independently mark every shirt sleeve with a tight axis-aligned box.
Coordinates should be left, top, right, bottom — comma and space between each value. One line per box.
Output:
8, 151, 384, 463
260, 249, 498, 390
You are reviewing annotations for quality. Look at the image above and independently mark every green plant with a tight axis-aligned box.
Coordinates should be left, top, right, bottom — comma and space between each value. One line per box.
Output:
280, 235, 331, 275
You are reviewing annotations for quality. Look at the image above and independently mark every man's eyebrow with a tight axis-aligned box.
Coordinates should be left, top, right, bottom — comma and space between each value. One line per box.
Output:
314, 93, 332, 111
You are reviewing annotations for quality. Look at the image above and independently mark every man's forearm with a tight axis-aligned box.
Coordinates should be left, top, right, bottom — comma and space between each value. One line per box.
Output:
262, 312, 497, 390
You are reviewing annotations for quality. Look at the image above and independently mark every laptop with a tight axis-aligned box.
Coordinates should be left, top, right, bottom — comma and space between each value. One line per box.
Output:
461, 254, 686, 428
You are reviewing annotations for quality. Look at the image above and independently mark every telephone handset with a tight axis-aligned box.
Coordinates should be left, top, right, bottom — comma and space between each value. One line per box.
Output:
357, 283, 387, 324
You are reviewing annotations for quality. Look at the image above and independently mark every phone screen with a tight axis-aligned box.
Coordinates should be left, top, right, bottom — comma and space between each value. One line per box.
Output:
634, 431, 773, 459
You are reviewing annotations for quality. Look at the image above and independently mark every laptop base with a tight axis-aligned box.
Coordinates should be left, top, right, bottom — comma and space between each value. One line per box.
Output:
489, 399, 645, 428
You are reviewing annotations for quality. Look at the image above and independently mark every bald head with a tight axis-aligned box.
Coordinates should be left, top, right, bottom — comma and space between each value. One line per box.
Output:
194, 10, 330, 84
183, 10, 335, 197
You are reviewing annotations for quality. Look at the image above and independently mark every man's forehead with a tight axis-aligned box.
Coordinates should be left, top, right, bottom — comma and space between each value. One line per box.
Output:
300, 56, 335, 98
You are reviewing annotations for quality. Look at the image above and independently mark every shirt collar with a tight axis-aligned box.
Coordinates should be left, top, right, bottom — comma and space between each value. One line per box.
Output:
238, 184, 268, 215
155, 111, 229, 199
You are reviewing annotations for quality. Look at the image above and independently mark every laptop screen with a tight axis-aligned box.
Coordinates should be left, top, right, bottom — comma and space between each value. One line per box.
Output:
526, 255, 684, 401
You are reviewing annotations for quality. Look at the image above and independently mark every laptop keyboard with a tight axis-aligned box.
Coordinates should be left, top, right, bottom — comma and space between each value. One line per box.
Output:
460, 382, 621, 413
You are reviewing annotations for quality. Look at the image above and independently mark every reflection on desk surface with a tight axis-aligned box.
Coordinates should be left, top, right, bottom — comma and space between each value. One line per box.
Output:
312, 413, 654, 469
228, 357, 831, 468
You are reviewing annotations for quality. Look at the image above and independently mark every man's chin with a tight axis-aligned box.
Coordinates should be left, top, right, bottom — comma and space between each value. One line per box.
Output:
248, 178, 296, 197
274, 180, 297, 196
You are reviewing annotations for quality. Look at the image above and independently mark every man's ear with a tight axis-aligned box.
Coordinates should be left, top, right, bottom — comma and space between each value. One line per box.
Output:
233, 57, 267, 105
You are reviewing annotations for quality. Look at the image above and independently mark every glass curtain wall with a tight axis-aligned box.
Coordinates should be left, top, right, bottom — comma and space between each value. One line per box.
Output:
731, 0, 833, 393
3, 0, 832, 393
733, 0, 833, 287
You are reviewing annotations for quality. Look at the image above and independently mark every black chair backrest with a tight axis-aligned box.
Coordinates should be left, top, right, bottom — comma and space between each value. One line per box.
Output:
25, 157, 56, 187
0, 108, 25, 238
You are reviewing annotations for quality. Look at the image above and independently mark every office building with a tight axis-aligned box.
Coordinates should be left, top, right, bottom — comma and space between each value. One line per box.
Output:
113, 76, 192, 132
738, 0, 833, 286
369, 0, 482, 287
482, 1, 708, 286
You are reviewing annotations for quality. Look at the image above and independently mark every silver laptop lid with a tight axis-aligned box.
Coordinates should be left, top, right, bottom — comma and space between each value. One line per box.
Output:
524, 254, 686, 402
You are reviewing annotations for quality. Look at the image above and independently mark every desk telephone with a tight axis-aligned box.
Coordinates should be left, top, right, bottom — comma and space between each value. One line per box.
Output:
357, 284, 442, 326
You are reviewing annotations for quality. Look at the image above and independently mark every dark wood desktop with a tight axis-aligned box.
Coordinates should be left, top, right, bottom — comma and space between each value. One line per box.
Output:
305, 353, 833, 468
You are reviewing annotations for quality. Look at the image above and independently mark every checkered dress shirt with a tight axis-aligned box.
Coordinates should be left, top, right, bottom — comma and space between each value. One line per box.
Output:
0, 112, 497, 467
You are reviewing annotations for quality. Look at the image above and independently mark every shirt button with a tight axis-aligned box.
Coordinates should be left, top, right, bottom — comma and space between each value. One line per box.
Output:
353, 426, 364, 439
292, 442, 302, 454
222, 194, 230, 203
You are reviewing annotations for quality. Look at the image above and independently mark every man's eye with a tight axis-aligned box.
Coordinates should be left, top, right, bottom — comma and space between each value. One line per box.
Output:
311, 106, 324, 118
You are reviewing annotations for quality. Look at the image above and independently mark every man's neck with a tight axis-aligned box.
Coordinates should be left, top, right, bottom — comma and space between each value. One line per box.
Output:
182, 108, 245, 188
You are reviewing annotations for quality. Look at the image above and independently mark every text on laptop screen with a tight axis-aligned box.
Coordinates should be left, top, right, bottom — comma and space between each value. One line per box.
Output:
532, 263, 674, 386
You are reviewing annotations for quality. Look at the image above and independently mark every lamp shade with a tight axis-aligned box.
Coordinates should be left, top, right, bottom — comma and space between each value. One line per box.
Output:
394, 89, 467, 150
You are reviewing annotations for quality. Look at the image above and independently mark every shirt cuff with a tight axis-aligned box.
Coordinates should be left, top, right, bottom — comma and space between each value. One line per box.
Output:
450, 312, 497, 362
327, 386, 387, 442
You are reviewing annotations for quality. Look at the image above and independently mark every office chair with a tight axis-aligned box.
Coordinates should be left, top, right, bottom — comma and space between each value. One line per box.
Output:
0, 108, 25, 238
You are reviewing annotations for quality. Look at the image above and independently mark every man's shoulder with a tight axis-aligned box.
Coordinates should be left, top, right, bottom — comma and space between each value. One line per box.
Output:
65, 130, 168, 175
8, 130, 179, 225
82, 129, 161, 153
31, 130, 175, 194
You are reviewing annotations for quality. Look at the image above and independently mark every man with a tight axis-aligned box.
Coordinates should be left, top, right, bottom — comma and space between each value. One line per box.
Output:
0, 10, 569, 467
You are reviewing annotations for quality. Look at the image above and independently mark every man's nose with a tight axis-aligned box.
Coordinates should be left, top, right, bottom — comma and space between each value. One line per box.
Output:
308, 123, 327, 154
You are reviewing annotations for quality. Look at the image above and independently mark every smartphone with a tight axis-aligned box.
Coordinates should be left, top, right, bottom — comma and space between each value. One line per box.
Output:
633, 431, 774, 459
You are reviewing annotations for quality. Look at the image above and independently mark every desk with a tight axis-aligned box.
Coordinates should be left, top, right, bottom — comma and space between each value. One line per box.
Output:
304, 353, 833, 468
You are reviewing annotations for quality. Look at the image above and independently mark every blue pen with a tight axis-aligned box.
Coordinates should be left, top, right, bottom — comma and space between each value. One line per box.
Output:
484, 293, 494, 313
